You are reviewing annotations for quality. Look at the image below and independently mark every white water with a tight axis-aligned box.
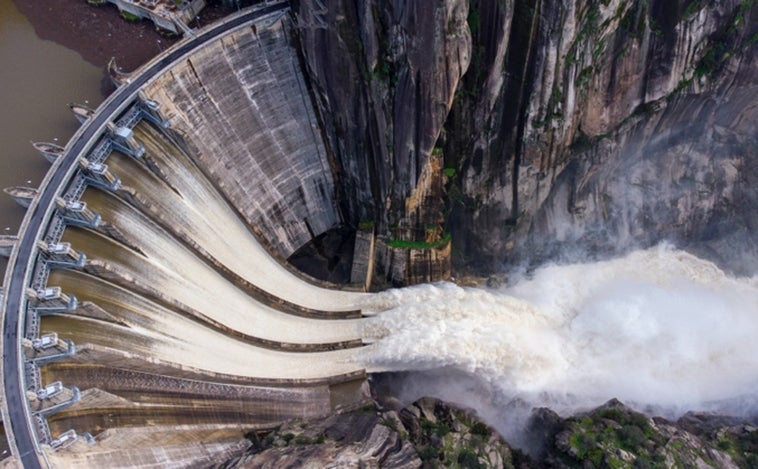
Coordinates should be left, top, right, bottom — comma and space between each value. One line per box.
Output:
357, 245, 758, 437
126, 123, 367, 311
72, 191, 363, 345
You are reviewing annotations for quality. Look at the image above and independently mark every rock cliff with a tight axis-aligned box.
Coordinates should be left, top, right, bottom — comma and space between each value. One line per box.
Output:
294, 0, 758, 276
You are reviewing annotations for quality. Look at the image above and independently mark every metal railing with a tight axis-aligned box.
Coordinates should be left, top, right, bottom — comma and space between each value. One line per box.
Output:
116, 104, 143, 130
32, 416, 52, 445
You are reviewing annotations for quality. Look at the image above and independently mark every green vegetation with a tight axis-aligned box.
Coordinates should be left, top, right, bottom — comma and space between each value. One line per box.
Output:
576, 4, 601, 44
420, 417, 451, 438
358, 220, 374, 231
418, 445, 440, 462
379, 416, 398, 432
549, 84, 563, 107
119, 10, 141, 21
560, 405, 672, 469
470, 422, 491, 439
467, 10, 480, 36
405, 403, 531, 468
688, 0, 756, 83
447, 181, 464, 204
592, 38, 606, 60
577, 66, 594, 89
386, 232, 451, 249
443, 167, 457, 178
373, 61, 391, 80
457, 448, 484, 468
735, 0, 756, 24
695, 41, 727, 78
708, 429, 758, 468
461, 6, 486, 97
432, 146, 444, 157
683, 0, 703, 19
615, 2, 646, 41
293, 434, 312, 445
649, 17, 662, 36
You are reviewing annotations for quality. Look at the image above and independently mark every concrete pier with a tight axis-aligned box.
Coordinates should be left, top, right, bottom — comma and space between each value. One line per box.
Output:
3, 186, 38, 208
32, 142, 65, 164
0, 235, 18, 257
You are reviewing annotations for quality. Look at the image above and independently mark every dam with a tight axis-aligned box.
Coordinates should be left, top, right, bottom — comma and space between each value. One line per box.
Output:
0, 3, 381, 467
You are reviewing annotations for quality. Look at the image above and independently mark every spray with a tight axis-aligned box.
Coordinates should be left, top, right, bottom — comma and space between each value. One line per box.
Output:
356, 245, 758, 444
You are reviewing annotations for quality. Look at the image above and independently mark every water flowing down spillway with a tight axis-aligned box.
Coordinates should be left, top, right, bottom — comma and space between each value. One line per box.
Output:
106, 122, 366, 311
34, 119, 374, 444
358, 245, 758, 437
42, 270, 360, 379
61, 192, 361, 346
31, 119, 758, 459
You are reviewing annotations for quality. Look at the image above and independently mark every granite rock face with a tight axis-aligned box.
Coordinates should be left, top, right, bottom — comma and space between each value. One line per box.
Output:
222, 397, 758, 468
223, 398, 528, 468
295, 0, 758, 275
294, 0, 471, 232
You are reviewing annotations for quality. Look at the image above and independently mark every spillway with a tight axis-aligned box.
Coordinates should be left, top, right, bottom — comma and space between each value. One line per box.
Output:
0, 5, 381, 468
109, 122, 366, 312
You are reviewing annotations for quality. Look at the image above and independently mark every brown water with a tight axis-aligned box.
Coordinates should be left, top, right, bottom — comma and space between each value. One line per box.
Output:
0, 0, 102, 274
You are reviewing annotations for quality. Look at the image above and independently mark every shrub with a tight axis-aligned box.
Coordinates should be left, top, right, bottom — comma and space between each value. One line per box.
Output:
470, 422, 491, 438
457, 448, 483, 469
294, 434, 312, 445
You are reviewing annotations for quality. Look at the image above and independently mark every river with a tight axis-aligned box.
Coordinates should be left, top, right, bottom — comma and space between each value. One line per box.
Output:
0, 0, 103, 274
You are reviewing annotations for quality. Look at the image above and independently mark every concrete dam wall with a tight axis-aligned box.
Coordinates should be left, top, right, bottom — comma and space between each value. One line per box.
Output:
143, 19, 338, 258
0, 6, 380, 468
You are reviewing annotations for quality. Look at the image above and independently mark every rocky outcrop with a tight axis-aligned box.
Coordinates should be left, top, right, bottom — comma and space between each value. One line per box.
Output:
223, 398, 528, 468
223, 407, 421, 468
222, 397, 758, 468
533, 398, 758, 468
295, 0, 758, 276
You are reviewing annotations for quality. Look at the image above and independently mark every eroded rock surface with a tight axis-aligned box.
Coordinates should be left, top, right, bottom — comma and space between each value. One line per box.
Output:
223, 398, 527, 468
294, 0, 758, 276
222, 397, 758, 468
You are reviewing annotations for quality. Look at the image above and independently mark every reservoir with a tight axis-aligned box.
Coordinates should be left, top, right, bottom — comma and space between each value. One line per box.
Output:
0, 0, 103, 274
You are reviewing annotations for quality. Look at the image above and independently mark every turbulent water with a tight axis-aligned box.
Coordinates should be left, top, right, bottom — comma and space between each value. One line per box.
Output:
40, 121, 366, 382
357, 245, 758, 440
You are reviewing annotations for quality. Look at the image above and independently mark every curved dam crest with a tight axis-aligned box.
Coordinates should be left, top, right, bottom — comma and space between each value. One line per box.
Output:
0, 5, 381, 468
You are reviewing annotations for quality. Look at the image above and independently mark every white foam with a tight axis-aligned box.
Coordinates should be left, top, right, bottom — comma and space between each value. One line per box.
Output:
357, 245, 758, 422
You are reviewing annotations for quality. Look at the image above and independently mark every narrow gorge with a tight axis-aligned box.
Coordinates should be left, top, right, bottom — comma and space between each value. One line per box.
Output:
294, 0, 757, 279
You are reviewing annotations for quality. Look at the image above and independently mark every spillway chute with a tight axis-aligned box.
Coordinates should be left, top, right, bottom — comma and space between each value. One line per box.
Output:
1, 5, 374, 468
